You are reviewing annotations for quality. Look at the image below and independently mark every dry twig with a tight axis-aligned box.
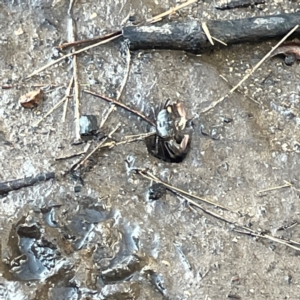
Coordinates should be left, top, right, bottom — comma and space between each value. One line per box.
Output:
57, 31, 122, 49
69, 16, 81, 142
83, 89, 155, 126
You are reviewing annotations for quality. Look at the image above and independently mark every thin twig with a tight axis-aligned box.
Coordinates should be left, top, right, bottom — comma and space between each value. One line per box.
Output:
56, 30, 122, 49
26, 34, 122, 79
2, 83, 62, 89
33, 77, 74, 127
83, 89, 155, 126
101, 131, 155, 148
219, 74, 261, 105
201, 24, 299, 113
257, 181, 292, 194
55, 151, 87, 161
68, 0, 76, 15
71, 17, 81, 142
100, 105, 116, 128
62, 92, 69, 122
72, 137, 107, 171
233, 229, 300, 251
134, 168, 235, 212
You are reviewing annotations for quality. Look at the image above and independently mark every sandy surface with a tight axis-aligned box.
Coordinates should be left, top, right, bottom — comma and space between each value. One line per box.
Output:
1, 0, 300, 299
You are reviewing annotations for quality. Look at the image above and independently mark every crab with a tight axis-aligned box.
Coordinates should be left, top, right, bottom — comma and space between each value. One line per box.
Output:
146, 101, 191, 163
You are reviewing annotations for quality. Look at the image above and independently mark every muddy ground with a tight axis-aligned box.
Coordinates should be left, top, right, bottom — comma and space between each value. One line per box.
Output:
1, 0, 300, 299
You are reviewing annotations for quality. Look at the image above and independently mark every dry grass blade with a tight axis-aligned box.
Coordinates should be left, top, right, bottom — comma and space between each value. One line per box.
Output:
146, 0, 197, 23
33, 77, 74, 127
26, 34, 122, 79
212, 36, 227, 46
202, 22, 214, 46
257, 181, 292, 194
201, 24, 299, 113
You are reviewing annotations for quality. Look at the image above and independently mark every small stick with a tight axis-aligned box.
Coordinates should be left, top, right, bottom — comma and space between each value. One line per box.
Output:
55, 151, 86, 161
73, 53, 81, 142
2, 83, 62, 89
100, 105, 116, 128
146, 0, 197, 24
33, 77, 74, 127
134, 168, 234, 212
100, 131, 155, 149
108, 122, 121, 138
257, 181, 292, 194
83, 89, 155, 126
68, 0, 76, 15
72, 137, 107, 171
62, 93, 69, 122
71, 19, 82, 142
26, 34, 122, 79
57, 31, 122, 49
125, 132, 154, 139
201, 24, 299, 113
0, 172, 55, 196
219, 74, 260, 105
233, 229, 300, 251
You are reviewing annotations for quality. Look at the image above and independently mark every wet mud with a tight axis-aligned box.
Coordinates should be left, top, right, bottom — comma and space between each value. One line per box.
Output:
1, 0, 300, 299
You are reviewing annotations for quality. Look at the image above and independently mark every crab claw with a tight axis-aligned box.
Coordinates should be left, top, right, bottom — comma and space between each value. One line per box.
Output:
166, 134, 190, 159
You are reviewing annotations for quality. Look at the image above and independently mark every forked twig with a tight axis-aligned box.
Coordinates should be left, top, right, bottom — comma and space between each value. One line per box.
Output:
201, 24, 299, 113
